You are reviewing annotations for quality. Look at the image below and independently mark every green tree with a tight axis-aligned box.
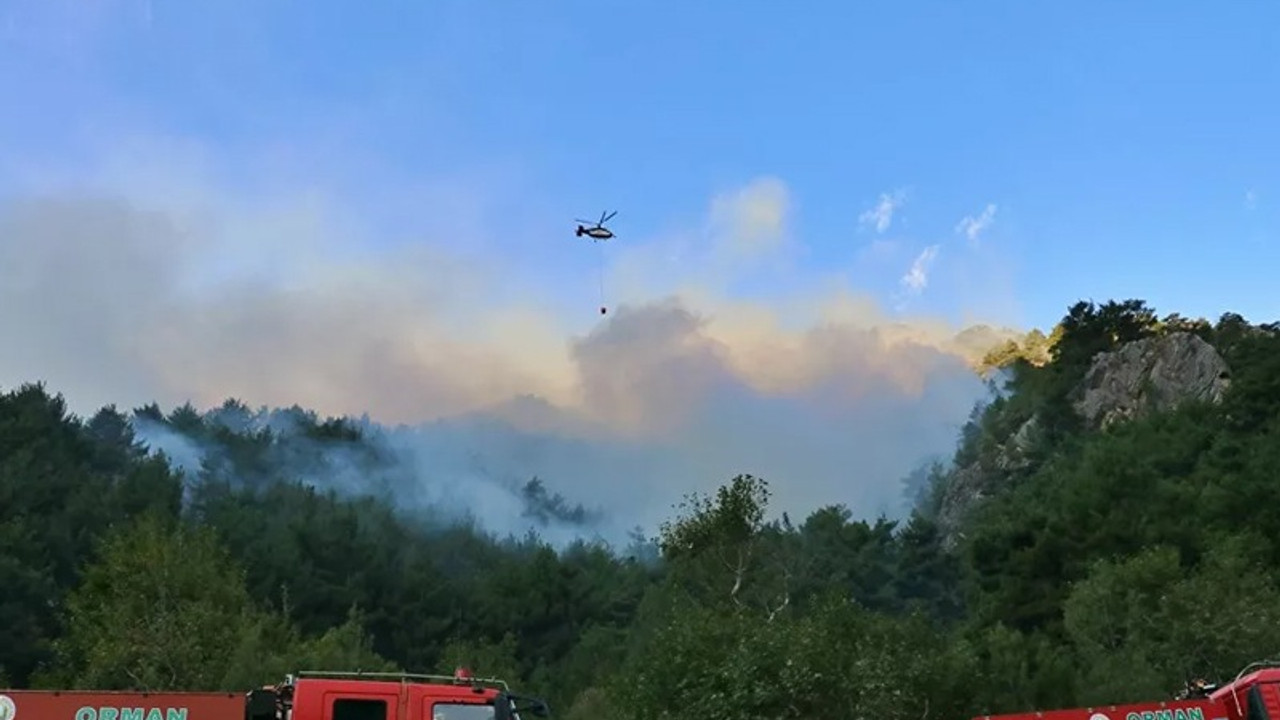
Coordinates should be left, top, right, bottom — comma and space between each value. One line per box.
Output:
657, 474, 790, 616
49, 512, 266, 690
965, 623, 1077, 713
0, 384, 185, 686
1063, 536, 1280, 704
437, 632, 523, 684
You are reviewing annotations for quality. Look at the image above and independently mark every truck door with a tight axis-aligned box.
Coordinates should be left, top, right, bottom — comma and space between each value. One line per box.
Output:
1247, 682, 1280, 720
323, 691, 402, 720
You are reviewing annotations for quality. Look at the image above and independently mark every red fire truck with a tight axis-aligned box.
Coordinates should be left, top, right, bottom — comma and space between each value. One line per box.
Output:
0, 667, 549, 720
972, 662, 1280, 720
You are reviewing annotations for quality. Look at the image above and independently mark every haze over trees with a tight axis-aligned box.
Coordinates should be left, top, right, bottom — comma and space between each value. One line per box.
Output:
3, 298, 1280, 720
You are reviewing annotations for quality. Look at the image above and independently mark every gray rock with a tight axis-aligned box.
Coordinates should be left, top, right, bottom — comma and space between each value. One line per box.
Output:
934, 331, 1231, 548
1072, 332, 1231, 429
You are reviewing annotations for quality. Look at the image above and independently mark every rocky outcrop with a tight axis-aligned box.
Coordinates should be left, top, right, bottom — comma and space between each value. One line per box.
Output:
935, 332, 1231, 547
1071, 332, 1231, 429
934, 462, 991, 544
934, 414, 1042, 539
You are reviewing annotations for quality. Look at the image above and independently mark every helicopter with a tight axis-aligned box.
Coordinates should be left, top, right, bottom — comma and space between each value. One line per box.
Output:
575, 210, 617, 241
573, 210, 618, 316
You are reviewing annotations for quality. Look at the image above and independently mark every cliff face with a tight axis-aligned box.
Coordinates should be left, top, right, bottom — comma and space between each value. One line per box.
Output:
935, 331, 1231, 546
1072, 332, 1231, 429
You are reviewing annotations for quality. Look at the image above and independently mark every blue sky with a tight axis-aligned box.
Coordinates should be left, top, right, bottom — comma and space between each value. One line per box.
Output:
3, 0, 1277, 332
2, 1, 1278, 534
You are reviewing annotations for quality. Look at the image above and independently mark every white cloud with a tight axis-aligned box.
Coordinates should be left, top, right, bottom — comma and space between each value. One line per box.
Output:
900, 244, 940, 295
859, 189, 907, 234
1245, 189, 1257, 210
707, 175, 791, 261
955, 203, 997, 244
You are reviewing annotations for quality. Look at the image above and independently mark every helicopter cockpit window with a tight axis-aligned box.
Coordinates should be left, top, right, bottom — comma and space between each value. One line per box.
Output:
431, 702, 500, 720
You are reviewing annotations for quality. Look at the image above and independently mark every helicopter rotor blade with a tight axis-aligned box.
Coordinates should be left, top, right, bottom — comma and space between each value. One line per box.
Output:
603, 210, 617, 223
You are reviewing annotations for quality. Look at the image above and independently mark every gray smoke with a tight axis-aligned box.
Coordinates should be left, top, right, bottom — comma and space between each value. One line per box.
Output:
0, 169, 1020, 548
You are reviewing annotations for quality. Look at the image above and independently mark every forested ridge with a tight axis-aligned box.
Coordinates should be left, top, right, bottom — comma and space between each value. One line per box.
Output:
5, 298, 1280, 720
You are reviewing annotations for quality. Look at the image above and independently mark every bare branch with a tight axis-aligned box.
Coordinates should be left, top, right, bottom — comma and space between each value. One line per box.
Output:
729, 545, 748, 607
766, 592, 790, 622
766, 558, 793, 622
126, 666, 149, 692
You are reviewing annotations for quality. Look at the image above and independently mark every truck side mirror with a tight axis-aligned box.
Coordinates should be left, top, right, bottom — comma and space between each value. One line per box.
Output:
245, 689, 278, 720
494, 693, 514, 720
499, 692, 549, 718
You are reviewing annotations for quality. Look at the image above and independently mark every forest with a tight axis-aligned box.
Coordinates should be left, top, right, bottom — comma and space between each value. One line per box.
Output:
4, 298, 1280, 720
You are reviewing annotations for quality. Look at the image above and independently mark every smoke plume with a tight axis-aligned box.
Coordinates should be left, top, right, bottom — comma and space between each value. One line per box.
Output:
0, 143, 1020, 546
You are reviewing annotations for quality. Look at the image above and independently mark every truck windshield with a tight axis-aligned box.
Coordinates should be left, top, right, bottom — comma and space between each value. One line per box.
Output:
432, 702, 499, 720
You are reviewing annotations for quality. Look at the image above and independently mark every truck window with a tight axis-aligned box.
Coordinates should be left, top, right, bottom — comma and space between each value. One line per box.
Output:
430, 702, 495, 720
334, 698, 389, 720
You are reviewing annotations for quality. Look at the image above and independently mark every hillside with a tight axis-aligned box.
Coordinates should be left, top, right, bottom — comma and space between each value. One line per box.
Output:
4, 297, 1280, 719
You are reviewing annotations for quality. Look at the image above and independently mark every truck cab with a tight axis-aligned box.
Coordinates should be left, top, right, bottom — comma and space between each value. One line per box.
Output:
1207, 664, 1280, 720
245, 668, 550, 720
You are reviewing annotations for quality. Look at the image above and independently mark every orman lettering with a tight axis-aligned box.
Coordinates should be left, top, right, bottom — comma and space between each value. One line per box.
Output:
74, 708, 189, 720
1125, 708, 1207, 720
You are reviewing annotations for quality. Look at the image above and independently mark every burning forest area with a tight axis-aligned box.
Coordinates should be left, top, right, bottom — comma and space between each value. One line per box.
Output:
5, 300, 1280, 720
3, 2, 1277, 718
